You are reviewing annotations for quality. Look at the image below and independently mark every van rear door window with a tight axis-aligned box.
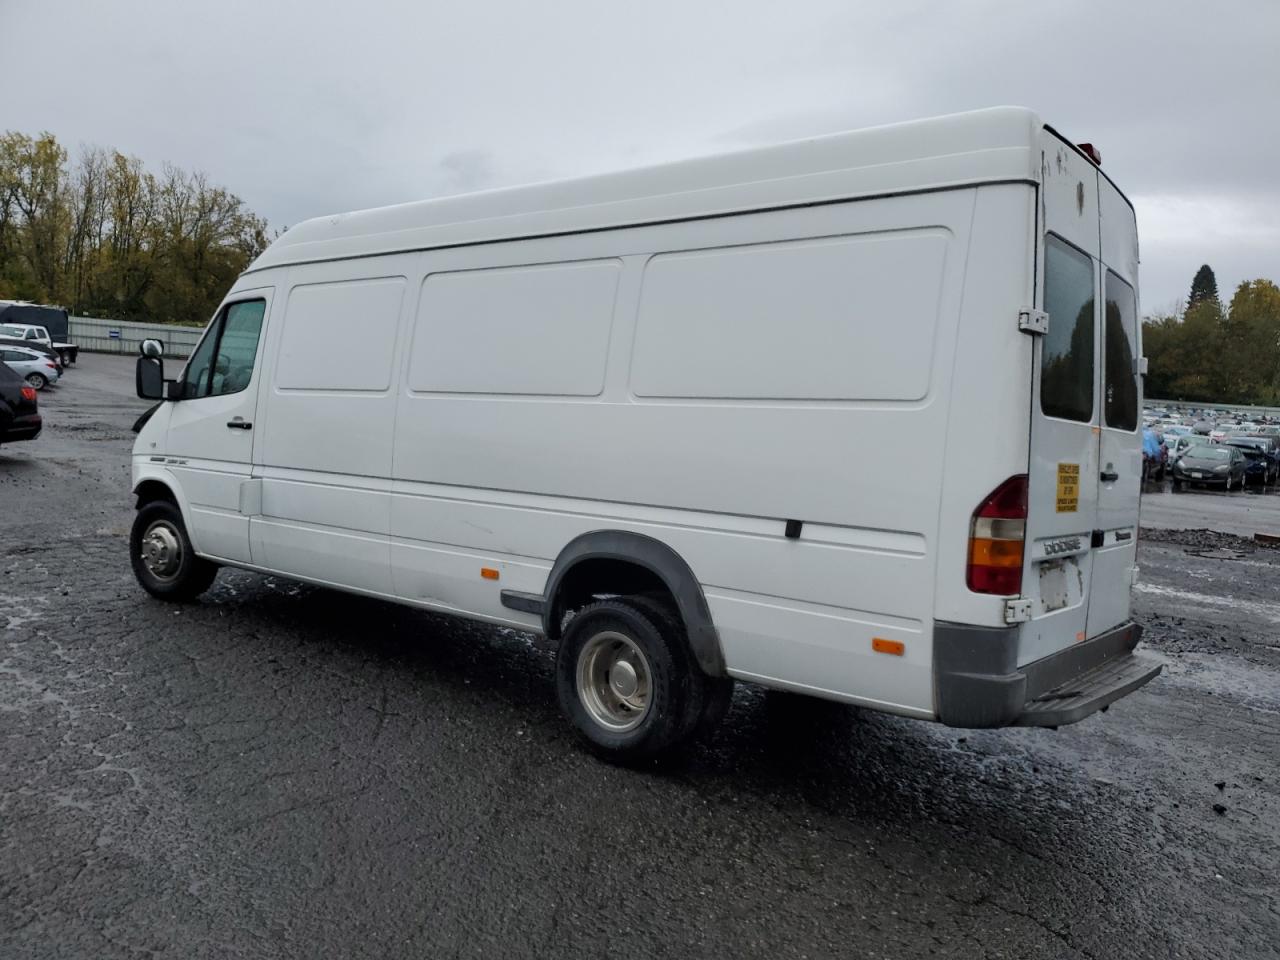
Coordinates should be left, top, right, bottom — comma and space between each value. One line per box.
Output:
1103, 271, 1138, 431
1041, 234, 1095, 422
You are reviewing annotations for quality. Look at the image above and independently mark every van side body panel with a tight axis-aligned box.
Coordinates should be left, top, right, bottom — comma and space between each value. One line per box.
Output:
930, 183, 1037, 629
385, 189, 984, 716
250, 255, 419, 595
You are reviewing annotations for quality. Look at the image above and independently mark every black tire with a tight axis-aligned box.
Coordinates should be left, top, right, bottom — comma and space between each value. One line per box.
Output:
25, 372, 47, 391
130, 500, 218, 601
622, 594, 736, 743
59, 350, 71, 367
555, 598, 693, 762
1172, 479, 1183, 492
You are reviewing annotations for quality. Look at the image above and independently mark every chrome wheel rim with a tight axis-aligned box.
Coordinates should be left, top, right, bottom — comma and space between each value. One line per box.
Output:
141, 520, 183, 581
25, 374, 42, 389
576, 630, 652, 732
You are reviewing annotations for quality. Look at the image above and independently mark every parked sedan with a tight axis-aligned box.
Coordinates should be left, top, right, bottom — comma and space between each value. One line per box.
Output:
0, 359, 41, 447
0, 345, 60, 390
1171, 444, 1246, 491
0, 335, 62, 372
1227, 436, 1280, 486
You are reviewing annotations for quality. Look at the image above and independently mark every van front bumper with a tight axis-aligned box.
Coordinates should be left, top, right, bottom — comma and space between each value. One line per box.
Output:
933, 620, 1160, 728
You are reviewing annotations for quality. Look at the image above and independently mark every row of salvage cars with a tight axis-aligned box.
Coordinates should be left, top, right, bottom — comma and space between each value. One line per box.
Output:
0, 326, 78, 449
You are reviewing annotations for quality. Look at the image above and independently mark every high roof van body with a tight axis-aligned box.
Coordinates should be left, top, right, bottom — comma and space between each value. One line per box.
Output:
131, 107, 1159, 759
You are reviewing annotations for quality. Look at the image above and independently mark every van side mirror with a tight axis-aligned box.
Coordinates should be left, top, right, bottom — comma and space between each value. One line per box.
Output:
136, 356, 166, 400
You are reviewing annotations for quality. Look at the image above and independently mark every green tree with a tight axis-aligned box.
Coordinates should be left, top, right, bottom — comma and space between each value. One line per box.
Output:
1141, 313, 1180, 399
0, 131, 69, 301
0, 129, 270, 326
1226, 279, 1280, 404
1188, 264, 1219, 309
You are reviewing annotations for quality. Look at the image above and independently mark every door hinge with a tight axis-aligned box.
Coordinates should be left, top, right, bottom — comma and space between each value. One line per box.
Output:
1018, 308, 1049, 335
1004, 598, 1033, 624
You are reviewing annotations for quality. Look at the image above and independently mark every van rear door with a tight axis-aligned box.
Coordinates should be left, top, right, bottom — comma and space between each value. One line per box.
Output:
1088, 181, 1142, 637
1020, 134, 1103, 664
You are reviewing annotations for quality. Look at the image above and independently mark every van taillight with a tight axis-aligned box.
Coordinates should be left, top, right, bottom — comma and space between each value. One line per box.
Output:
967, 474, 1027, 595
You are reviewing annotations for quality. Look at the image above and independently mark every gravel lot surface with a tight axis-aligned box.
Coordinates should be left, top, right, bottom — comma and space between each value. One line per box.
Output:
2, 355, 1278, 959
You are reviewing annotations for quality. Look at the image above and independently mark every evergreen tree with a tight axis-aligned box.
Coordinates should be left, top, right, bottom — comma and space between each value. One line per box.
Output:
1188, 264, 1219, 308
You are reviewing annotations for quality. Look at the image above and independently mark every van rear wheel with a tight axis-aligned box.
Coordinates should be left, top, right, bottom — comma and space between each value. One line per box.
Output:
556, 598, 694, 762
130, 500, 218, 601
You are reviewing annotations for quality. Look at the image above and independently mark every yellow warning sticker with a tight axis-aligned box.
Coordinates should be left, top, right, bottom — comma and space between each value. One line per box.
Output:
1056, 463, 1080, 513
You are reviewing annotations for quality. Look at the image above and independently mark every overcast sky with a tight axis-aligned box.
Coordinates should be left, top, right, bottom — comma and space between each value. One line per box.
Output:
4, 0, 1277, 313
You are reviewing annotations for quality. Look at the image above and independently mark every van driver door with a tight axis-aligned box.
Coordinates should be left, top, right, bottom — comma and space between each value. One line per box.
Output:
163, 291, 272, 564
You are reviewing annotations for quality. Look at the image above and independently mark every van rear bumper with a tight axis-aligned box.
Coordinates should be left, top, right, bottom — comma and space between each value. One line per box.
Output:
933, 620, 1160, 728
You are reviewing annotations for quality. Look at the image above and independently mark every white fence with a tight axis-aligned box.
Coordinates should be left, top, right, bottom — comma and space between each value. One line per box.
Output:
69, 316, 205, 359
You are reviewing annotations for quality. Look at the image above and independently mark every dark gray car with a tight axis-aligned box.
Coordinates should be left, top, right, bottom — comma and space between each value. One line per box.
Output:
1171, 444, 1246, 491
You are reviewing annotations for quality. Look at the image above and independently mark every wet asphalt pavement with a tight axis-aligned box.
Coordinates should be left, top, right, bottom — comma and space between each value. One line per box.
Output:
2, 355, 1278, 959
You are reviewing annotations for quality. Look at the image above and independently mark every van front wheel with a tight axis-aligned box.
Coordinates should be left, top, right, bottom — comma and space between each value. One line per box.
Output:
556, 598, 691, 763
130, 501, 218, 601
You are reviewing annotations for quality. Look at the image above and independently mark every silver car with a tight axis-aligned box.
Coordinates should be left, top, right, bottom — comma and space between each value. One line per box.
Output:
0, 345, 60, 390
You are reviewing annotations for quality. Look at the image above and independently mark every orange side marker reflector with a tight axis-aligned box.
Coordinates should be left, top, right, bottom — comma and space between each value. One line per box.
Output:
872, 637, 905, 656
481, 567, 499, 581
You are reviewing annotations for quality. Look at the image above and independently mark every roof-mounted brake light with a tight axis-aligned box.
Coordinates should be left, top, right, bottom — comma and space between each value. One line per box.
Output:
1076, 142, 1102, 166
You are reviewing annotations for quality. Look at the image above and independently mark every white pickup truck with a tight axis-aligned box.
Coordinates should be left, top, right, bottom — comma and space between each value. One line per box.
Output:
0, 302, 79, 368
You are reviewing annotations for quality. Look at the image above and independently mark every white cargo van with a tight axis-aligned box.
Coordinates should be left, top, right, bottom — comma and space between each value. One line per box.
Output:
131, 107, 1159, 760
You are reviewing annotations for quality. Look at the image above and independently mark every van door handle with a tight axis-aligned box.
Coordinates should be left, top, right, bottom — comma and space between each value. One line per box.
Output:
1100, 469, 1119, 483
227, 419, 252, 430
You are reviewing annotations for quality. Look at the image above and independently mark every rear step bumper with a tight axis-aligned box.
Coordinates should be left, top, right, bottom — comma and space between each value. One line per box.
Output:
1014, 648, 1162, 727
934, 620, 1160, 729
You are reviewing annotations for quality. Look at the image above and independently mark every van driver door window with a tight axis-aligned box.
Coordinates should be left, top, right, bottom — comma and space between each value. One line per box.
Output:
183, 300, 265, 399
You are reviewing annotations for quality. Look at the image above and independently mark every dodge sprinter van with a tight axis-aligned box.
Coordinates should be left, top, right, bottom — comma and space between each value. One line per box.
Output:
131, 107, 1160, 760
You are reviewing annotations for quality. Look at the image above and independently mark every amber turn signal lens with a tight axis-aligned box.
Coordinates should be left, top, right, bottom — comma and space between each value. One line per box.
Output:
480, 567, 499, 580
872, 637, 905, 656
968, 537, 1025, 568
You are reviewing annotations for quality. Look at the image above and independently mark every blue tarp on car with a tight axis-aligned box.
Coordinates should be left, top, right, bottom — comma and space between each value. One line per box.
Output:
1143, 428, 1162, 458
